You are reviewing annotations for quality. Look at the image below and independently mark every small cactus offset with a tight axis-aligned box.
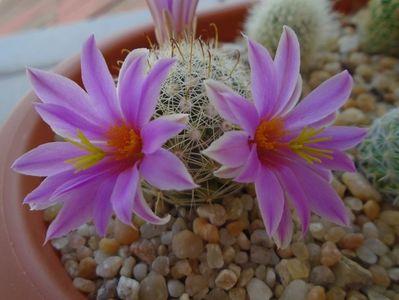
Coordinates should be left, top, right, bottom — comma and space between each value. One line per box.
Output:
358, 108, 399, 203
244, 0, 335, 71
145, 40, 251, 205
361, 0, 399, 57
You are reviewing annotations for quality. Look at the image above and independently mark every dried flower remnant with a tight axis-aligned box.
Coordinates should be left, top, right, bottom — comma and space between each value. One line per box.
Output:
12, 35, 197, 241
146, 0, 199, 46
203, 26, 367, 248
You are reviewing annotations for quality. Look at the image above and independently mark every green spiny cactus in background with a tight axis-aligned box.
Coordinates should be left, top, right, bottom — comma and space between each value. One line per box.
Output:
361, 0, 399, 57
358, 108, 399, 203
144, 39, 251, 205
244, 0, 335, 71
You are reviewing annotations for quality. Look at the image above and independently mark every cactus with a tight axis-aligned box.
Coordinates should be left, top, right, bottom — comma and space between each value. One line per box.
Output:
244, 0, 335, 71
142, 39, 251, 205
360, 0, 399, 57
357, 108, 399, 203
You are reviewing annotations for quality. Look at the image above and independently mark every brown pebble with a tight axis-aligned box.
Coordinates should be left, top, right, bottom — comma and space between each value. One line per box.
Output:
363, 200, 380, 220
337, 233, 364, 251
308, 286, 326, 300
370, 265, 391, 288
326, 287, 346, 300
226, 220, 247, 237
73, 277, 95, 293
78, 257, 97, 279
355, 93, 376, 112
193, 218, 220, 243
321, 242, 341, 267
99, 238, 120, 255
114, 219, 140, 245
172, 230, 204, 259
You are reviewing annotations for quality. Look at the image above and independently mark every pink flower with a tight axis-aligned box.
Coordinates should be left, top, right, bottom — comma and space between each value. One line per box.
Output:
12, 35, 197, 240
146, 0, 199, 45
203, 26, 367, 248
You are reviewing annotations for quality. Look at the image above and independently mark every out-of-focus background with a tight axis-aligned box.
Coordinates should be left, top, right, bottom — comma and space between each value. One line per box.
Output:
0, 0, 227, 123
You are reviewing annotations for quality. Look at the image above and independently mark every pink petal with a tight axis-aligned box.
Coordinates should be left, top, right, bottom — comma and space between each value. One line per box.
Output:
111, 165, 140, 225
140, 148, 197, 191
141, 114, 188, 154
92, 175, 117, 236
12, 142, 85, 176
284, 71, 353, 131
205, 80, 259, 136
279, 76, 302, 116
235, 144, 260, 183
247, 37, 277, 118
27, 68, 97, 122
133, 185, 171, 225
318, 150, 356, 172
273, 201, 293, 249
276, 165, 310, 234
23, 170, 75, 209
214, 165, 243, 178
309, 112, 337, 128
35, 103, 105, 141
81, 35, 120, 123
117, 49, 148, 127
272, 26, 301, 117
202, 131, 250, 168
314, 126, 368, 150
255, 166, 284, 236
290, 162, 349, 226
45, 184, 95, 241
136, 58, 177, 127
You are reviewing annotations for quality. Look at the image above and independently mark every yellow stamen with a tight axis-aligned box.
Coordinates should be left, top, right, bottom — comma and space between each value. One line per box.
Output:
65, 130, 105, 172
289, 126, 333, 164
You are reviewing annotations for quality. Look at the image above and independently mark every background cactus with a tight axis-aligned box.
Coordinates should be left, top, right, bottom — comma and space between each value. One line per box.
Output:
144, 39, 251, 205
244, 0, 335, 71
357, 108, 399, 203
360, 0, 399, 57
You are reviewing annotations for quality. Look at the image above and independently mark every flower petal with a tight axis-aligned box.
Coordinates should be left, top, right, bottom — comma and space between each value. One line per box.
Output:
45, 184, 95, 241
136, 58, 177, 127
279, 76, 302, 116
35, 103, 105, 140
140, 148, 197, 191
272, 26, 301, 116
273, 201, 293, 249
247, 37, 277, 118
27, 68, 97, 121
92, 175, 117, 236
133, 185, 171, 225
81, 35, 120, 123
290, 162, 349, 226
202, 131, 250, 168
318, 150, 356, 172
205, 80, 259, 136
214, 165, 243, 178
111, 165, 139, 225
117, 49, 148, 126
314, 126, 368, 150
12, 142, 85, 176
284, 71, 353, 130
141, 114, 188, 154
235, 144, 260, 183
276, 165, 310, 234
255, 166, 284, 236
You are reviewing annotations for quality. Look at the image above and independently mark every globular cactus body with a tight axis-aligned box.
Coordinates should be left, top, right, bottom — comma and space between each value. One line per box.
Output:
361, 0, 399, 57
145, 40, 250, 204
358, 108, 399, 203
244, 0, 334, 70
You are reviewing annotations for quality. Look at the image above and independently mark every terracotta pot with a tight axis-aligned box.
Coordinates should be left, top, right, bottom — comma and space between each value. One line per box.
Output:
333, 0, 369, 14
0, 1, 252, 299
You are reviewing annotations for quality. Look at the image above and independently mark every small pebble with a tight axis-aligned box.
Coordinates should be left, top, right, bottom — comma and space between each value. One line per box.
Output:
307, 286, 326, 300
215, 269, 238, 290
370, 265, 390, 287
139, 272, 168, 300
151, 256, 170, 276
250, 245, 272, 265
114, 220, 140, 245
185, 274, 208, 296
341, 172, 381, 201
356, 245, 378, 264
78, 257, 97, 279
171, 260, 192, 279
229, 287, 246, 300
99, 238, 120, 255
207, 243, 224, 269
321, 242, 341, 267
133, 263, 148, 281
286, 258, 310, 280
338, 233, 364, 251
380, 211, 399, 226
363, 200, 380, 220
117, 276, 140, 300
280, 279, 309, 300
130, 239, 156, 264
172, 230, 203, 259
310, 265, 335, 285
96, 256, 123, 278
246, 278, 272, 300
167, 280, 185, 298
120, 257, 135, 277
197, 204, 227, 226
193, 218, 220, 243
73, 277, 95, 293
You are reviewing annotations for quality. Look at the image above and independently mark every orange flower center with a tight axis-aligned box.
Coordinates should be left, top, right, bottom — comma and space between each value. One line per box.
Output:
106, 124, 143, 161
254, 118, 286, 153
